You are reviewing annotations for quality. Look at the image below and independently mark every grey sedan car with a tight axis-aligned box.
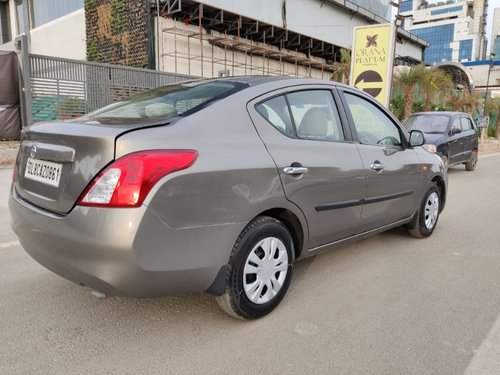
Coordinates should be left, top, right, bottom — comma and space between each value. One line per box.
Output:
9, 77, 447, 319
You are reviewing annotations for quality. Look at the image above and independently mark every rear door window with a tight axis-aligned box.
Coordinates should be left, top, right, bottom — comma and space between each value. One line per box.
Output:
287, 90, 345, 141
460, 117, 472, 131
256, 96, 294, 136
256, 90, 345, 142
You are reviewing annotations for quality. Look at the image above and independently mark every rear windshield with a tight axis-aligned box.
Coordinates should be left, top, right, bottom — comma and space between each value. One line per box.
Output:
403, 114, 450, 134
79, 80, 247, 125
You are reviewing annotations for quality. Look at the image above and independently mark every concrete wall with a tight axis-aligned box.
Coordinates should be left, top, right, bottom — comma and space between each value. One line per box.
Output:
395, 37, 423, 61
463, 63, 500, 88
30, 9, 85, 60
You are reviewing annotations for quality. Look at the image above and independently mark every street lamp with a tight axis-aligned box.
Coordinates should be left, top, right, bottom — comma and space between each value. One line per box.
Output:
481, 52, 495, 143
389, 1, 403, 108
484, 52, 495, 116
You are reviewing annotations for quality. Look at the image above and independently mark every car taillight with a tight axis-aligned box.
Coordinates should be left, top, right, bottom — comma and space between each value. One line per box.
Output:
77, 150, 198, 208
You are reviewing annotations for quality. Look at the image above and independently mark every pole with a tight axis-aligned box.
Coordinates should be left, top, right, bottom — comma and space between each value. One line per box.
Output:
156, 0, 161, 70
21, 0, 31, 49
389, 1, 401, 110
482, 53, 495, 143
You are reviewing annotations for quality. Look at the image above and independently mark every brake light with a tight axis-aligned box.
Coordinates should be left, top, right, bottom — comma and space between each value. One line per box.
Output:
77, 150, 198, 207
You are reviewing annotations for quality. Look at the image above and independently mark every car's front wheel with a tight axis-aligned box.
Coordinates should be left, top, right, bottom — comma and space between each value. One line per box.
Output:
441, 155, 449, 171
216, 216, 294, 319
408, 182, 441, 239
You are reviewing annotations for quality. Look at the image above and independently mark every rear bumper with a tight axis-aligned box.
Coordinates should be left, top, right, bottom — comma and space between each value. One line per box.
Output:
9, 189, 240, 297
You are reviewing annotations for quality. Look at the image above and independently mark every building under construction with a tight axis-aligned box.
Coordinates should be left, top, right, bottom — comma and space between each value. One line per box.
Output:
154, 0, 427, 79
83, 0, 428, 79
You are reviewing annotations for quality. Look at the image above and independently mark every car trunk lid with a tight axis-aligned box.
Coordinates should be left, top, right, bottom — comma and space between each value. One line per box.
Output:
14, 121, 150, 214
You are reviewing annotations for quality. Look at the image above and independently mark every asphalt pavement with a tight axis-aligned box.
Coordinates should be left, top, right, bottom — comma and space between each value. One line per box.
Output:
1, 154, 500, 374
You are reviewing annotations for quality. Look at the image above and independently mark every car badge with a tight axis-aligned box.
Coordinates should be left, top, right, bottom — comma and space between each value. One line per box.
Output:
30, 145, 37, 159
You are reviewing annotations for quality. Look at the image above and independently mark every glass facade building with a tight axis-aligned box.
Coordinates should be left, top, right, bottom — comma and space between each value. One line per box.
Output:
459, 39, 473, 61
412, 24, 455, 65
400, 0, 485, 64
400, 0, 413, 13
494, 38, 500, 60
430, 5, 463, 16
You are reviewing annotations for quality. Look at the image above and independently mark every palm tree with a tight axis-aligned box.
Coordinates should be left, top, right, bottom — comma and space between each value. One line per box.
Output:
421, 68, 453, 111
445, 91, 482, 115
331, 48, 351, 85
397, 65, 424, 118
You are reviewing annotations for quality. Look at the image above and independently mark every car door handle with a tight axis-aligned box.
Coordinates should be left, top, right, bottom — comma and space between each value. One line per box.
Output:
283, 166, 309, 175
370, 162, 385, 171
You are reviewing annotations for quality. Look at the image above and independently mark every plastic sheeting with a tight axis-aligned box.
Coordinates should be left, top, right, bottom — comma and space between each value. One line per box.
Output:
0, 51, 21, 140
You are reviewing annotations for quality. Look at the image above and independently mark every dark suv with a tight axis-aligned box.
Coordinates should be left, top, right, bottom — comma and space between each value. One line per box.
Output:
403, 112, 478, 171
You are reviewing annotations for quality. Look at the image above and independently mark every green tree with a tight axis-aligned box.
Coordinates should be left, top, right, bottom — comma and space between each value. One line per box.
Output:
331, 49, 351, 84
397, 65, 424, 118
485, 97, 500, 138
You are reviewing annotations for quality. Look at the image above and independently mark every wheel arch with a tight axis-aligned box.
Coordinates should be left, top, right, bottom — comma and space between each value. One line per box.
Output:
258, 208, 306, 260
431, 175, 446, 212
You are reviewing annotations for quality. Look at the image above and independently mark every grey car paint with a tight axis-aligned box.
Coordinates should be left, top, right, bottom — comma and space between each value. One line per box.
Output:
337, 87, 424, 233
9, 77, 447, 300
247, 85, 366, 248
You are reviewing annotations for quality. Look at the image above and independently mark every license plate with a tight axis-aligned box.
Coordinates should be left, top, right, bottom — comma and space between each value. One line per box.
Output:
24, 158, 62, 188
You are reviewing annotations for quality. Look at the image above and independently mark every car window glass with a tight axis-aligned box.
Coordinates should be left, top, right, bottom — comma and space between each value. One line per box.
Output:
80, 81, 246, 124
256, 96, 294, 136
452, 118, 462, 133
344, 93, 401, 146
286, 90, 344, 141
460, 117, 472, 131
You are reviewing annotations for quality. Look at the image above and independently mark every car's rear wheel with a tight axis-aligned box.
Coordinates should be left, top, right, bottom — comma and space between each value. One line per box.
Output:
465, 150, 478, 171
408, 182, 441, 239
216, 216, 294, 319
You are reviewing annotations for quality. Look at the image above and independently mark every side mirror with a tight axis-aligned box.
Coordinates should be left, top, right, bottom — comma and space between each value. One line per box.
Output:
409, 130, 425, 147
451, 127, 461, 135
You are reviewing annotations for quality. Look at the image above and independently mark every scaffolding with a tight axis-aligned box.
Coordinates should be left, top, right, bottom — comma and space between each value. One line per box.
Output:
157, 1, 339, 80
161, 22, 336, 79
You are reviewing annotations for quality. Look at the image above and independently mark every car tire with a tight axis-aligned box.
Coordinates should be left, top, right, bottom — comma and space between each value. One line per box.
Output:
465, 150, 478, 171
441, 155, 449, 171
408, 182, 441, 239
216, 216, 295, 320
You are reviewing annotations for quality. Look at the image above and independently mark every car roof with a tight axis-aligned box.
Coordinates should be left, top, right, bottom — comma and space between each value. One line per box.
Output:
410, 111, 468, 117
185, 75, 347, 89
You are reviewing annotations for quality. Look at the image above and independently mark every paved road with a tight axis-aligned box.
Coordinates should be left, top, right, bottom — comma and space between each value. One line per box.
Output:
2, 155, 500, 375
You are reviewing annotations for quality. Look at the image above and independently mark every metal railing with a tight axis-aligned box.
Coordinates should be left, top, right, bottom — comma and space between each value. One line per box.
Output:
26, 53, 195, 123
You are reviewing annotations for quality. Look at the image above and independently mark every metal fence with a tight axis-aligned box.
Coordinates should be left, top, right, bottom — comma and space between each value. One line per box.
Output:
27, 53, 195, 123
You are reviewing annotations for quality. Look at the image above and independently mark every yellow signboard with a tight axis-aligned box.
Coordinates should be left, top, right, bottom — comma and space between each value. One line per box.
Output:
350, 23, 395, 107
